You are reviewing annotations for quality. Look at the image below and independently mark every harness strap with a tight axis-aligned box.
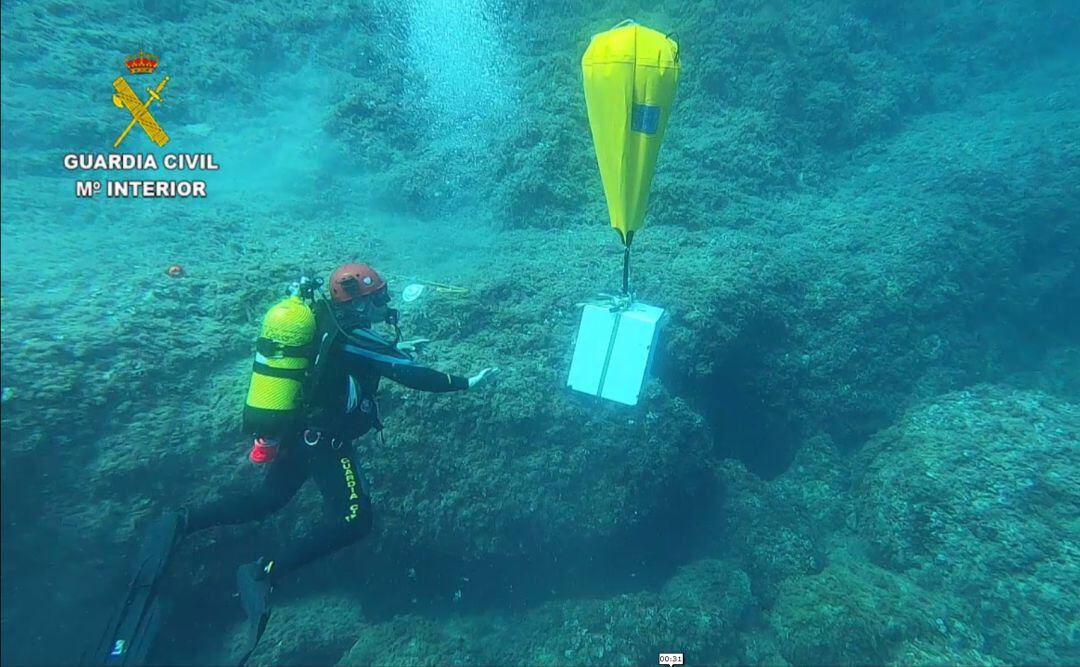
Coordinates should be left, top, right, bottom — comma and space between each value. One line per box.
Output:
252, 361, 306, 382
256, 337, 313, 358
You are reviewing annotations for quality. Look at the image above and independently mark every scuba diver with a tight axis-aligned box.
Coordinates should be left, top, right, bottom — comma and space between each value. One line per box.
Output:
88, 263, 496, 666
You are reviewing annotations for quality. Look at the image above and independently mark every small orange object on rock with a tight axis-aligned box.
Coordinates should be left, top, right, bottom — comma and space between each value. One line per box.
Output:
166, 264, 184, 277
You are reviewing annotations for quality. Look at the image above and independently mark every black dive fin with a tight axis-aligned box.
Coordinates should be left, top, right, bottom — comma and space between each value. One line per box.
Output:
85, 513, 182, 666
235, 561, 273, 667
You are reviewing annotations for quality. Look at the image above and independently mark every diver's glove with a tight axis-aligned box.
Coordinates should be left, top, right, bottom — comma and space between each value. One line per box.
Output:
397, 338, 431, 353
468, 367, 499, 389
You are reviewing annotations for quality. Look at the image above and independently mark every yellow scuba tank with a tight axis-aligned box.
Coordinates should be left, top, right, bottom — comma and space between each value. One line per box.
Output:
242, 295, 316, 435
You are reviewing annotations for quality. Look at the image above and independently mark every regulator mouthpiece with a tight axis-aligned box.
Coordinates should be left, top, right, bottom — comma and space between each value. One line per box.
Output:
289, 275, 324, 300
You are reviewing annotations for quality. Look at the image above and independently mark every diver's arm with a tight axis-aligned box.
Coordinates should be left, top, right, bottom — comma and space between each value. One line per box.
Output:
383, 361, 469, 392
340, 340, 468, 392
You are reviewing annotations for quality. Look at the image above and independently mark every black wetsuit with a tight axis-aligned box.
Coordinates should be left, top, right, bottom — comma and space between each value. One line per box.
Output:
183, 305, 468, 578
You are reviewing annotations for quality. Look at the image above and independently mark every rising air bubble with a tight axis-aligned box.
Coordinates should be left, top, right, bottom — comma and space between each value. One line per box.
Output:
383, 0, 516, 136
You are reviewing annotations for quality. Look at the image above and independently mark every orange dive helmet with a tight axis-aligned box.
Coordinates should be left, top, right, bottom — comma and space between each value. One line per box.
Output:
329, 263, 386, 303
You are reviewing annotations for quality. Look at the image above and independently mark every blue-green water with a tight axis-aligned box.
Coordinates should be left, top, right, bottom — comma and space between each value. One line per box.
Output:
2, 1, 1078, 665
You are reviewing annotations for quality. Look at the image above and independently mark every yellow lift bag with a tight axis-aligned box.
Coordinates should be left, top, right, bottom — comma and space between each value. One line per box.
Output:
568, 21, 680, 406
582, 20, 680, 250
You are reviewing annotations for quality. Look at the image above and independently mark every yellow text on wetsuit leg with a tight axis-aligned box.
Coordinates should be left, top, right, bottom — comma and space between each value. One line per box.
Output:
341, 457, 360, 522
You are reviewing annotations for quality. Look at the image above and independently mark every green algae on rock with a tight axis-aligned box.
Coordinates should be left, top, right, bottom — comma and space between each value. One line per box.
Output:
855, 385, 1080, 665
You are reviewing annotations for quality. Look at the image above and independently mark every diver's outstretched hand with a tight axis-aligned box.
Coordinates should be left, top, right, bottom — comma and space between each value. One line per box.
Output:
468, 367, 499, 389
397, 338, 431, 353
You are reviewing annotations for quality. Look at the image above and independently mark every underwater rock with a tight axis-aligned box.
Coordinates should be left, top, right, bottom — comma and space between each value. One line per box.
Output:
336, 615, 486, 667
854, 385, 1080, 665
335, 558, 752, 667
657, 558, 754, 660
364, 357, 713, 560
239, 595, 365, 667
770, 558, 939, 666
711, 435, 851, 604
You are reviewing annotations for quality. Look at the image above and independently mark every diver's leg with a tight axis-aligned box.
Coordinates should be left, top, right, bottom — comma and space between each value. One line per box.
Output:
232, 442, 371, 664
223, 446, 313, 667
261, 441, 373, 578
183, 443, 310, 533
